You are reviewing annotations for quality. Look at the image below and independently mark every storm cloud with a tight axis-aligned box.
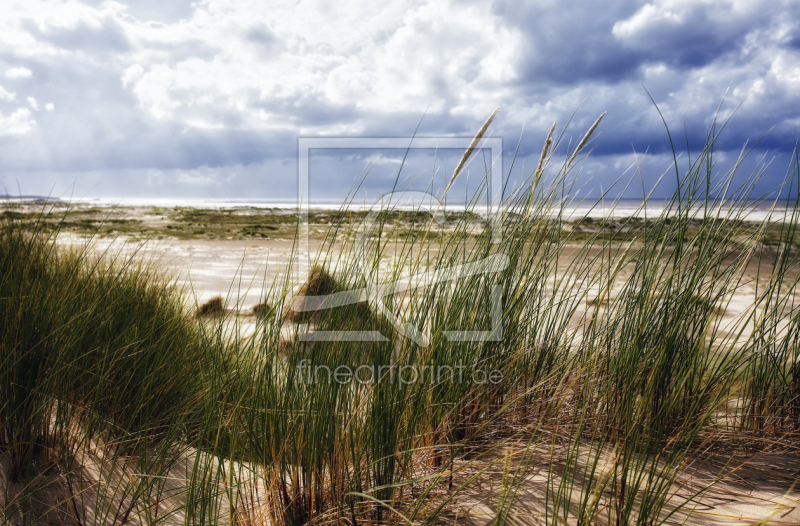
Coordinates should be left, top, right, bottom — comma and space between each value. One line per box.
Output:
0, 0, 798, 199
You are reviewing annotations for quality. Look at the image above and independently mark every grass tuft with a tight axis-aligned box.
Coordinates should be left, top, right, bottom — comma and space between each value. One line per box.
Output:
197, 295, 225, 316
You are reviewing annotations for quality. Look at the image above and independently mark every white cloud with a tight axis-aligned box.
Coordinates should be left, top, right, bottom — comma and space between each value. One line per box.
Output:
121, 63, 143, 87
363, 154, 403, 166
769, 52, 800, 91
45, 102, 54, 111
5, 67, 32, 79
27, 96, 39, 110
108, 0, 522, 128
321, 1, 520, 116
1, 0, 795, 140
0, 108, 36, 136
0, 86, 16, 102
613, 0, 759, 41
613, 1, 699, 38
130, 63, 184, 120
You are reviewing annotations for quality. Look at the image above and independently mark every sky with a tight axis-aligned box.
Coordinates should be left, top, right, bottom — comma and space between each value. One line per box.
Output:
0, 0, 799, 202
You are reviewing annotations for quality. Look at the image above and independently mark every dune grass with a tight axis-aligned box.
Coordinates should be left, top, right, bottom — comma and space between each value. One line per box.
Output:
3, 111, 800, 525
0, 210, 238, 523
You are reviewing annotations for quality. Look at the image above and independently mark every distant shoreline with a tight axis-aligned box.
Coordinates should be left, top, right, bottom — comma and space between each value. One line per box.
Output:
2, 195, 797, 224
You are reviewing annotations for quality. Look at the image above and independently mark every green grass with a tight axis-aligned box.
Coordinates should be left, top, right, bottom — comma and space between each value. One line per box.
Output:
3, 110, 800, 525
0, 211, 242, 523
0, 206, 490, 243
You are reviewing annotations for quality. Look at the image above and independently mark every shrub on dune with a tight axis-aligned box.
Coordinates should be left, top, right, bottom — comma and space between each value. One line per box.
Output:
281, 265, 377, 329
197, 295, 224, 316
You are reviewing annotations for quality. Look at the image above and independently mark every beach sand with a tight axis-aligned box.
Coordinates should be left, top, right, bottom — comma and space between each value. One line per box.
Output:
9, 225, 788, 524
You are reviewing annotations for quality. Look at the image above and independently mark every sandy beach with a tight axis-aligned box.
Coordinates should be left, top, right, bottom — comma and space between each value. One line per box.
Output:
46, 217, 800, 525
4, 198, 800, 525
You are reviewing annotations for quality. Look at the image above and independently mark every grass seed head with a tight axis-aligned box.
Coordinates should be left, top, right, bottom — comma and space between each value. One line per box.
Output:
534, 120, 557, 191
568, 112, 605, 165
449, 107, 499, 190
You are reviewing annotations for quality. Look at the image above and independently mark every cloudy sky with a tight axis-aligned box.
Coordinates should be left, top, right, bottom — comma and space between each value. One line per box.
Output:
0, 0, 799, 201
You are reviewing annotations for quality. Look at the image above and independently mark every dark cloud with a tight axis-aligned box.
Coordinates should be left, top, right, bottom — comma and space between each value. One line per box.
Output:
244, 25, 284, 57
612, 3, 764, 69
1, 0, 799, 201
490, 0, 644, 85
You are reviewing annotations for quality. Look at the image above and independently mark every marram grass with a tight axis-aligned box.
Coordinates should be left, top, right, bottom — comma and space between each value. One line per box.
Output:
2, 112, 800, 525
